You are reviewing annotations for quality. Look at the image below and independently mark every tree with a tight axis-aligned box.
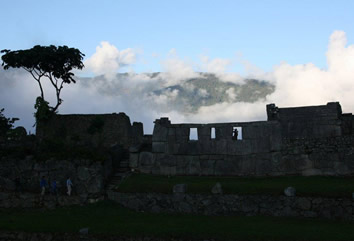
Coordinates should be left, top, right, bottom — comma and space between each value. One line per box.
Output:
0, 108, 18, 137
1, 45, 85, 113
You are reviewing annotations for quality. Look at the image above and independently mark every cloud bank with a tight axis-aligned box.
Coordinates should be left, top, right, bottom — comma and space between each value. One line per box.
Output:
1, 30, 354, 135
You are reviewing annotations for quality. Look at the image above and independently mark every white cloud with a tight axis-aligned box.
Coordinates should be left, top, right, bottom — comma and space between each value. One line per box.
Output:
197, 88, 209, 98
200, 55, 231, 73
160, 52, 200, 86
226, 88, 237, 101
84, 41, 136, 79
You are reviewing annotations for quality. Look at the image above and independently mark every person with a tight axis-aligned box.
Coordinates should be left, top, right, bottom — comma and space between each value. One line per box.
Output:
51, 179, 57, 195
40, 176, 47, 196
232, 128, 238, 140
66, 177, 73, 196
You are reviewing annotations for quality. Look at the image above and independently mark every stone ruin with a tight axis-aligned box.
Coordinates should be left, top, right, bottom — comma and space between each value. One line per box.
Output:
37, 102, 354, 176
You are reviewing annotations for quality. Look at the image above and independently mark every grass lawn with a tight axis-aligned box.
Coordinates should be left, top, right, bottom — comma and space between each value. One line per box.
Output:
118, 174, 354, 197
1, 201, 354, 241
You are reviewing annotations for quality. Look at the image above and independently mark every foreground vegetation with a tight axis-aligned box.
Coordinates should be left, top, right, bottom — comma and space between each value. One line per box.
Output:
1, 201, 354, 241
118, 173, 354, 197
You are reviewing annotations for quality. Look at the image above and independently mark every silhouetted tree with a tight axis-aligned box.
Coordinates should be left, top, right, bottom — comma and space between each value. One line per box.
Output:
1, 45, 85, 114
0, 108, 18, 137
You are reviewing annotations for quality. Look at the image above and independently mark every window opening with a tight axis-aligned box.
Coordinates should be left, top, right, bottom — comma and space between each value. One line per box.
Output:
211, 127, 216, 139
189, 128, 198, 140
232, 126, 242, 140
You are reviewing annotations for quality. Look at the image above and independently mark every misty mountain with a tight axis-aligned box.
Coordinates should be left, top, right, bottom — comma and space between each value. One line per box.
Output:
151, 73, 275, 112
77, 72, 275, 114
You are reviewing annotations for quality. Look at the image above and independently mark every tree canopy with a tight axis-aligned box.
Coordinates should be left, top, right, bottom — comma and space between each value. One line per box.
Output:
1, 45, 85, 114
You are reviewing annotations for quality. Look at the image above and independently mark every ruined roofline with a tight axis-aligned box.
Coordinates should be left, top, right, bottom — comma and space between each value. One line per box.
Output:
166, 120, 275, 127
51, 112, 128, 117
269, 101, 341, 110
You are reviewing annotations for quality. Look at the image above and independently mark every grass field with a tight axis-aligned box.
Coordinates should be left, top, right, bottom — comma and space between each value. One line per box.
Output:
1, 201, 354, 241
118, 174, 354, 197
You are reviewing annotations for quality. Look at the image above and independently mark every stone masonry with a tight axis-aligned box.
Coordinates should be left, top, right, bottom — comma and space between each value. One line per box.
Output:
130, 102, 354, 176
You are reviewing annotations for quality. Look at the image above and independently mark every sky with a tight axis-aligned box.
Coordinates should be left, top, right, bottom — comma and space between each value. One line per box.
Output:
1, 0, 354, 134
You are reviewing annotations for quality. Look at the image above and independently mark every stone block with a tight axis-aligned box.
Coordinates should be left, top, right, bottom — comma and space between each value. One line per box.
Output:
215, 158, 240, 176
211, 182, 223, 194
139, 152, 154, 166
255, 157, 272, 175
160, 166, 176, 176
242, 125, 257, 139
152, 142, 166, 153
139, 166, 152, 174
159, 155, 176, 167
176, 132, 189, 142
198, 141, 213, 155
209, 155, 224, 160
77, 167, 90, 181
284, 187, 296, 197
168, 128, 176, 136
301, 168, 322, 176
129, 144, 142, 153
186, 156, 201, 175
177, 142, 198, 155
176, 156, 189, 175
175, 127, 189, 136
200, 159, 215, 175
334, 162, 350, 175
152, 124, 168, 142
87, 176, 103, 194
215, 126, 232, 140
296, 197, 311, 210
168, 143, 180, 154
173, 184, 187, 193
215, 140, 228, 154
129, 153, 139, 168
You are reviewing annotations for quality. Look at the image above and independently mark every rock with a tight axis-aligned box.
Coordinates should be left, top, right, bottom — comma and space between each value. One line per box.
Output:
77, 167, 90, 181
173, 184, 187, 193
87, 176, 103, 194
284, 186, 296, 197
296, 197, 311, 210
79, 227, 89, 235
139, 152, 154, 166
88, 196, 104, 204
211, 182, 223, 194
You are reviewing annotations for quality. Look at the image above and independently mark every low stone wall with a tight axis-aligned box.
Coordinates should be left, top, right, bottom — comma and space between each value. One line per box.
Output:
0, 192, 94, 209
0, 232, 200, 241
0, 155, 112, 200
107, 192, 354, 220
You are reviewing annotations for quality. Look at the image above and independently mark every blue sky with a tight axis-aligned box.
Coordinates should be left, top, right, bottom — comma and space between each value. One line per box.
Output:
2, 0, 354, 73
2, 0, 354, 133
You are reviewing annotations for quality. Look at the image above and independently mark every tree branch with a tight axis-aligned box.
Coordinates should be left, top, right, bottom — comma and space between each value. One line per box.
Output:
22, 67, 44, 100
52, 79, 65, 112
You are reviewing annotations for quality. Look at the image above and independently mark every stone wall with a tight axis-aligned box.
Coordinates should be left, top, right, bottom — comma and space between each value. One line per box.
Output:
0, 232, 198, 241
36, 113, 143, 148
0, 155, 112, 205
130, 102, 354, 176
108, 192, 354, 220
130, 130, 354, 176
267, 102, 343, 139
0, 192, 88, 209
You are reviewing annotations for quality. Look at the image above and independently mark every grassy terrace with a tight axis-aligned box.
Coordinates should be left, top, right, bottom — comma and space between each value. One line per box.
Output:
1, 201, 354, 241
118, 174, 354, 197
